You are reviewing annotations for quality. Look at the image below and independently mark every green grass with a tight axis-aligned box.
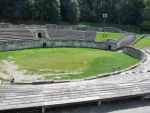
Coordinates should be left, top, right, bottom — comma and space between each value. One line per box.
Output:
95, 32, 124, 42
133, 37, 150, 49
133, 34, 145, 44
79, 22, 98, 27
0, 48, 138, 80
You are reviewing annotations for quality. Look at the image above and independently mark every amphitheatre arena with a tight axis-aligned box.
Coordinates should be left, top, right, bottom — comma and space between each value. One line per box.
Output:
0, 24, 150, 113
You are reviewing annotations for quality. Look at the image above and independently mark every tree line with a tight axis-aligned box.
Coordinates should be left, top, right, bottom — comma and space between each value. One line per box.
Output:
0, 0, 148, 25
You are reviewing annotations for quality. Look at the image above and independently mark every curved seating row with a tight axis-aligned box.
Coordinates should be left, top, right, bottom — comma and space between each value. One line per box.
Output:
0, 27, 97, 42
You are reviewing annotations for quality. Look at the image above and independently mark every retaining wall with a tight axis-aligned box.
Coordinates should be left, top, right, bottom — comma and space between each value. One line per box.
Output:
122, 47, 144, 60
0, 38, 144, 84
0, 39, 143, 61
0, 39, 117, 51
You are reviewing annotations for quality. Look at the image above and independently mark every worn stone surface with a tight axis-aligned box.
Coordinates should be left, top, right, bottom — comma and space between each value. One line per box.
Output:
0, 26, 147, 113
0, 48, 149, 111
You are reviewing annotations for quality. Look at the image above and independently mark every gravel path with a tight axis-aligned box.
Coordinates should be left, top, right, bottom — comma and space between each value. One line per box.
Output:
0, 60, 39, 82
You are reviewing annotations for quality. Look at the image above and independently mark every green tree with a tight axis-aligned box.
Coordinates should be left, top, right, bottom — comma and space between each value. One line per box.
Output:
144, 0, 150, 20
32, 0, 61, 23
117, 0, 145, 25
79, 0, 117, 23
79, 0, 98, 22
0, 0, 146, 25
61, 0, 80, 24
0, 0, 28, 21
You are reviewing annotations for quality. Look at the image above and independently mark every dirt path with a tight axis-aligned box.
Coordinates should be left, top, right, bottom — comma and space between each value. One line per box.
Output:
0, 60, 39, 82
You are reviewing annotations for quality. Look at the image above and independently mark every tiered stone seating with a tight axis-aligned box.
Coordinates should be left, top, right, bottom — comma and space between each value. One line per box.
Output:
0, 25, 98, 42
0, 28, 35, 42
48, 28, 96, 41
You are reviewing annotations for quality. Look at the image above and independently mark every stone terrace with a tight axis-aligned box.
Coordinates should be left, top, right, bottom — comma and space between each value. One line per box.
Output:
0, 28, 35, 42
0, 48, 150, 111
47, 28, 96, 41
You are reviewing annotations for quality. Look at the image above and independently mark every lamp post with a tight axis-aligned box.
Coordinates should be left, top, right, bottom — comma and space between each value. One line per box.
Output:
102, 13, 108, 26
102, 13, 108, 38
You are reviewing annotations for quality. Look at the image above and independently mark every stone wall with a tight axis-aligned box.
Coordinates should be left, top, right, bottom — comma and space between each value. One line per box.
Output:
0, 23, 124, 33
122, 47, 144, 60
47, 27, 96, 41
0, 24, 128, 50
46, 24, 123, 32
0, 39, 143, 56
117, 34, 136, 48
0, 40, 42, 51
0, 39, 117, 51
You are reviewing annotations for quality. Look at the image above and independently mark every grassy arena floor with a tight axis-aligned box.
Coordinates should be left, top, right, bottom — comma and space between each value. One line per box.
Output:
0, 48, 138, 80
95, 32, 124, 42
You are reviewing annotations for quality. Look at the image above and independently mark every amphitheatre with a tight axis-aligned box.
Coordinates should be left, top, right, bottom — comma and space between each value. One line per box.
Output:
0, 23, 150, 113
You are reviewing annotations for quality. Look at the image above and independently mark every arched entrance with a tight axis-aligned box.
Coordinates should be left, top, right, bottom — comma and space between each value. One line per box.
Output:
108, 45, 112, 50
38, 32, 42, 38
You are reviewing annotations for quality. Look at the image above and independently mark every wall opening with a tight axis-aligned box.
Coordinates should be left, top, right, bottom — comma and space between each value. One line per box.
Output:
108, 45, 112, 50
43, 42, 47, 48
38, 32, 42, 38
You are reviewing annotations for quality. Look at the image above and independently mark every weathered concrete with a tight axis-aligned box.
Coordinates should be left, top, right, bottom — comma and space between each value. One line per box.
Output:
0, 25, 147, 113
122, 47, 145, 60
0, 73, 150, 111
3, 100, 150, 113
0, 24, 136, 51
0, 47, 148, 111
0, 39, 118, 51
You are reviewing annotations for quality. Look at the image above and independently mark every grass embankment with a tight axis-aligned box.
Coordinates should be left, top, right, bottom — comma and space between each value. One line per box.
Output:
79, 22, 98, 27
95, 32, 124, 42
80, 22, 124, 42
133, 36, 150, 49
0, 48, 138, 80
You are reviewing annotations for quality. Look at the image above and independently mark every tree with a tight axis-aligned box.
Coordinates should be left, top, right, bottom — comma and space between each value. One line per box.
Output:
60, 0, 80, 24
0, 0, 145, 25
0, 0, 31, 21
144, 0, 150, 20
117, 0, 145, 25
32, 0, 61, 23
79, 0, 118, 23
79, 0, 98, 22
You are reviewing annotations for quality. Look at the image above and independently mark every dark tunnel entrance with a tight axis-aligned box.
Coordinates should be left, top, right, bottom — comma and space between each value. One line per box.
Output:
108, 45, 112, 50
38, 32, 42, 38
